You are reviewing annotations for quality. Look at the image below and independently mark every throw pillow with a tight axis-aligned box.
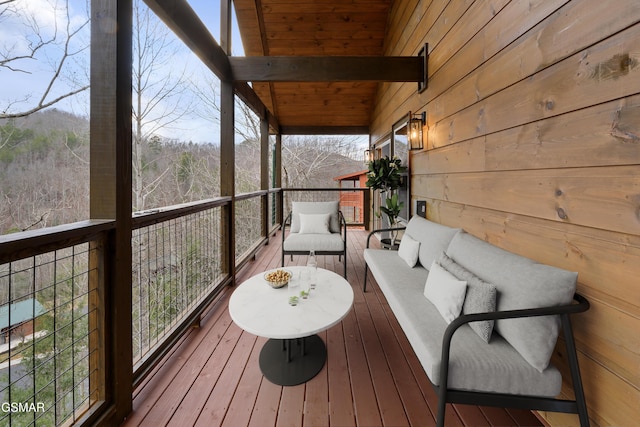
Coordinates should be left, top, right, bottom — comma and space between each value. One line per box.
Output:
438, 252, 497, 342
423, 261, 467, 324
298, 213, 331, 234
398, 234, 420, 267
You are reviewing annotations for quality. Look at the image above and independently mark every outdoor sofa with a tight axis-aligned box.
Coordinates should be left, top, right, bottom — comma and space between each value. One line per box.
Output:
363, 215, 590, 427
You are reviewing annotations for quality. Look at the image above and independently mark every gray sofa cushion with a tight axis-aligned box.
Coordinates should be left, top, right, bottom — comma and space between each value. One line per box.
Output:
404, 216, 461, 268
438, 253, 497, 343
290, 201, 340, 233
364, 249, 429, 292
446, 231, 577, 372
283, 233, 344, 252
374, 268, 562, 396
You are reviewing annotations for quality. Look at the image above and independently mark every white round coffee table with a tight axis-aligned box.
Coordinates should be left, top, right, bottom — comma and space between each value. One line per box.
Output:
229, 266, 354, 386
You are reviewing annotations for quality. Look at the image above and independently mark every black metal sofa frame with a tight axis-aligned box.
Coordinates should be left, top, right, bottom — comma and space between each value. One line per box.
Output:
436, 292, 590, 427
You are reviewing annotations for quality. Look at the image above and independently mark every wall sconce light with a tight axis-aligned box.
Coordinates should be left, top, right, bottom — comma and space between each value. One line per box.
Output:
364, 148, 374, 166
408, 111, 426, 150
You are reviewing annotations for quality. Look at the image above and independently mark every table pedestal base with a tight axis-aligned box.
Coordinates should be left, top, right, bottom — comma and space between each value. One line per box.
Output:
259, 335, 326, 386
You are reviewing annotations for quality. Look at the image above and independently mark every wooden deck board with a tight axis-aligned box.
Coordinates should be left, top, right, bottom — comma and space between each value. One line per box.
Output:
124, 228, 544, 427
247, 370, 281, 427
326, 324, 355, 426
220, 335, 265, 427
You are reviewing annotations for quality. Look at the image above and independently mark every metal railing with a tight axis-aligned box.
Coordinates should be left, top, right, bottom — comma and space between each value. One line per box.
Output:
235, 191, 267, 263
281, 187, 370, 227
0, 221, 112, 427
131, 199, 228, 371
0, 187, 370, 426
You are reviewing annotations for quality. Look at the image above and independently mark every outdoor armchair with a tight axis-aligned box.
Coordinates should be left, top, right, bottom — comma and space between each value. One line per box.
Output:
281, 201, 347, 278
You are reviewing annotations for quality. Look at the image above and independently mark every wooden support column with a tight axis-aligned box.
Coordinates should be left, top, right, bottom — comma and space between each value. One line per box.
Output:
219, 78, 234, 280
275, 133, 283, 226
260, 114, 270, 239
220, 0, 235, 281
90, 0, 133, 423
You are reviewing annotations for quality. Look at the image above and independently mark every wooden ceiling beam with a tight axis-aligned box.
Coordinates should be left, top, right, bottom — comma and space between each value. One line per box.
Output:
143, 0, 232, 80
229, 56, 424, 82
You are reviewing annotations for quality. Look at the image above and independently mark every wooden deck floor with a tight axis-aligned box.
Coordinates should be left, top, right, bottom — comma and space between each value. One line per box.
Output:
123, 229, 543, 427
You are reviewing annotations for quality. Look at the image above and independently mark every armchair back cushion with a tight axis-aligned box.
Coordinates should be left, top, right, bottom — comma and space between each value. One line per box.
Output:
290, 201, 340, 233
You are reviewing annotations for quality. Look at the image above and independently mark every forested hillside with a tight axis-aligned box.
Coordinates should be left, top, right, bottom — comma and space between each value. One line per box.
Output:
0, 109, 362, 235
0, 110, 90, 233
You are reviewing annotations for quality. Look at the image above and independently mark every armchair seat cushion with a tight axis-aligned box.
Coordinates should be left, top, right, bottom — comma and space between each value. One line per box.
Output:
283, 233, 345, 252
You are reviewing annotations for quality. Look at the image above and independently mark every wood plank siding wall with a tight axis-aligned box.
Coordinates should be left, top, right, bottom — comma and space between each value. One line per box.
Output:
370, 1, 640, 426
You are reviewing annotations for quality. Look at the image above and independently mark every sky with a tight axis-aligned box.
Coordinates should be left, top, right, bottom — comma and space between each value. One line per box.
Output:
0, 0, 243, 143
1, 0, 368, 151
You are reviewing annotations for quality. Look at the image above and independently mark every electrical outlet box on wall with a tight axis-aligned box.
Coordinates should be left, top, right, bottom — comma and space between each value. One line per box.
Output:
416, 200, 426, 218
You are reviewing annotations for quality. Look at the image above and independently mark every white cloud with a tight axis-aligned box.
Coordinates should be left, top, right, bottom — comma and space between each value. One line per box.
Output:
20, 0, 67, 35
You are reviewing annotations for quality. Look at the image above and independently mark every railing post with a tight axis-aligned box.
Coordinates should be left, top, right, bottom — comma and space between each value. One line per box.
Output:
88, 233, 108, 408
363, 188, 371, 231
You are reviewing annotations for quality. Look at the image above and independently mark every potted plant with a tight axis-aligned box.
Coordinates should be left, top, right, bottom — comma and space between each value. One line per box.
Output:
365, 155, 407, 245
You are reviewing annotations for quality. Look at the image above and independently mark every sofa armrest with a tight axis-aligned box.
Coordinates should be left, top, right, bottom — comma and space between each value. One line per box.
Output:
449, 293, 589, 329
366, 226, 407, 248
338, 210, 347, 240
438, 293, 589, 389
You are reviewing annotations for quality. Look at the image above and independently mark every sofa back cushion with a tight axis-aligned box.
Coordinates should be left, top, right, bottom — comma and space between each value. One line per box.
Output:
404, 216, 460, 269
290, 201, 340, 233
446, 231, 577, 372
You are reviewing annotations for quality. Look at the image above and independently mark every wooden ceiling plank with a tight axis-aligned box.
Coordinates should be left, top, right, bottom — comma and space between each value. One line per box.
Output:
262, 4, 390, 14
265, 30, 386, 41
230, 56, 423, 82
261, 12, 389, 24
262, 21, 387, 33
279, 126, 369, 135
232, 0, 395, 130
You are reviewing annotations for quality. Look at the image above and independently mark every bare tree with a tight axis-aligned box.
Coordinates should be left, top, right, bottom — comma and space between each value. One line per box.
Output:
132, 0, 191, 211
0, 0, 90, 118
282, 135, 362, 188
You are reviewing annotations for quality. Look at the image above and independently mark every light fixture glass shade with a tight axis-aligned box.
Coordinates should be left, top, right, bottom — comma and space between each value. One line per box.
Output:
364, 149, 373, 165
408, 112, 425, 150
